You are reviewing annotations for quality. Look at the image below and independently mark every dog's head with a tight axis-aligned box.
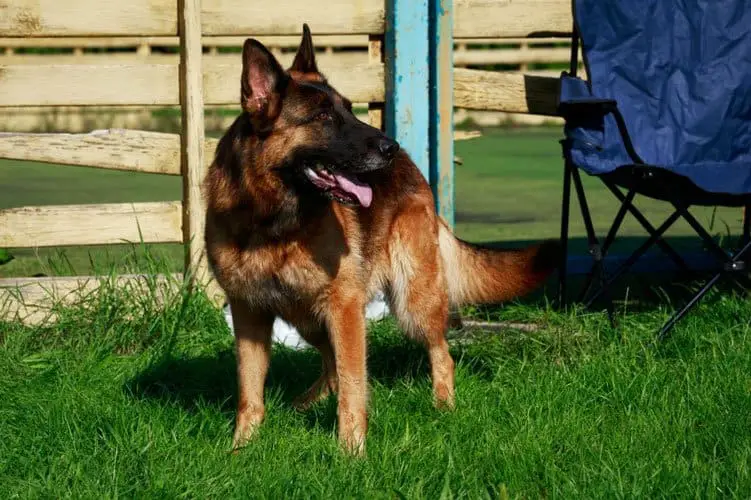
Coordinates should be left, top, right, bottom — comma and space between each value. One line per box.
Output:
236, 24, 398, 208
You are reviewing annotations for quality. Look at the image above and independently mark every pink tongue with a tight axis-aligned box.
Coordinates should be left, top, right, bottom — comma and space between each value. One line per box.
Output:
334, 174, 373, 208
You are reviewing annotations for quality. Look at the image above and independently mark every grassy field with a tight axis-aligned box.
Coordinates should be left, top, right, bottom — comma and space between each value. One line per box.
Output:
0, 127, 743, 277
2, 127, 750, 497
1, 276, 750, 497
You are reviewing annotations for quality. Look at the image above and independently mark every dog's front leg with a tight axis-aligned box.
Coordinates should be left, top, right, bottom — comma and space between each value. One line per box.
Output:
326, 294, 368, 456
230, 299, 274, 450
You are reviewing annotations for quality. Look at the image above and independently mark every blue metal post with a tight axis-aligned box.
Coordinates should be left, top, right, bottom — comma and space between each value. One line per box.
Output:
385, 0, 430, 181
429, 0, 454, 227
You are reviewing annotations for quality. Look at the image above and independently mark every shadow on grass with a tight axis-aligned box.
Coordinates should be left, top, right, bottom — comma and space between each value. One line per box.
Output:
496, 234, 748, 314
125, 325, 499, 434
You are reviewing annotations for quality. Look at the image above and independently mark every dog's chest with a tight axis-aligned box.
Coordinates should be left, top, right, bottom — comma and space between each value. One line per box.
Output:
216, 241, 334, 311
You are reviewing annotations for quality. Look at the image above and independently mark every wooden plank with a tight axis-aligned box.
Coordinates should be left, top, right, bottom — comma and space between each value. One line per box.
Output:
455, 37, 570, 45
454, 47, 572, 66
0, 0, 178, 37
208, 34, 369, 48
454, 69, 560, 115
0, 129, 182, 174
454, 0, 572, 38
0, 35, 570, 50
0, 48, 576, 73
0, 0, 384, 37
385, 0, 430, 180
0, 35, 567, 50
0, 52, 369, 68
202, 0, 385, 36
454, 130, 482, 141
0, 64, 179, 106
0, 273, 182, 324
430, 0, 455, 227
203, 60, 384, 105
0, 202, 183, 247
0, 34, 369, 49
178, 0, 207, 282
0, 62, 384, 107
0, 129, 220, 173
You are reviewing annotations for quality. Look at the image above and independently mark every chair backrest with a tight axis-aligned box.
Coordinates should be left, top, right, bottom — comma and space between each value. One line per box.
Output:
569, 0, 751, 194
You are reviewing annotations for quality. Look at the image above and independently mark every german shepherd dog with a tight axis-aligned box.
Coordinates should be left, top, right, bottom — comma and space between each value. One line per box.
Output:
204, 25, 559, 454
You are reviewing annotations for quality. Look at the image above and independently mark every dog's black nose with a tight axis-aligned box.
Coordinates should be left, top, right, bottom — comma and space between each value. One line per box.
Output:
378, 138, 399, 157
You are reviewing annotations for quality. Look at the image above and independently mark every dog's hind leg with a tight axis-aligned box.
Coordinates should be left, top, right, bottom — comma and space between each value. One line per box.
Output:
388, 203, 455, 409
293, 330, 338, 410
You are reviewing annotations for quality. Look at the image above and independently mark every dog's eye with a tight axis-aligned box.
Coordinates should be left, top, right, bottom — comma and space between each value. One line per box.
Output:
315, 111, 332, 121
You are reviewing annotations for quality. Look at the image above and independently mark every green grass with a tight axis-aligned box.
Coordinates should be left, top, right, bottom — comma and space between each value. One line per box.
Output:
1, 127, 743, 277
453, 128, 742, 244
2, 273, 750, 497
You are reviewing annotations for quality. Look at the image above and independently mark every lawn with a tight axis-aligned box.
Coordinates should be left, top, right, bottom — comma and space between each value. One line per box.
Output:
1, 278, 750, 497
1, 127, 750, 497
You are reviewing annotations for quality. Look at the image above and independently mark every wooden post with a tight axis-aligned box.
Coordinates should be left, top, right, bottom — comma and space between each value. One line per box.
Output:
367, 35, 384, 130
519, 40, 529, 72
137, 40, 151, 56
430, 0, 460, 328
178, 0, 207, 284
429, 0, 454, 227
385, 0, 430, 180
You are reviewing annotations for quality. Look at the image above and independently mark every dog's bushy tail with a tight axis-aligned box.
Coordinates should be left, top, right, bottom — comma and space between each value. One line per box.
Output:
438, 222, 560, 305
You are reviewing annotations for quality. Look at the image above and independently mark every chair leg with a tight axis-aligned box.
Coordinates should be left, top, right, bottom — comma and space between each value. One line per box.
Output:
656, 272, 723, 341
742, 204, 750, 246
570, 167, 615, 326
578, 186, 636, 303
605, 182, 691, 273
558, 159, 573, 308
672, 203, 730, 262
601, 188, 636, 254
585, 210, 682, 307
656, 232, 751, 342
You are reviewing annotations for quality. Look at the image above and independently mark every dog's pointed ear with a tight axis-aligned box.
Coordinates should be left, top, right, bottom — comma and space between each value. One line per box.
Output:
241, 39, 287, 127
289, 23, 318, 73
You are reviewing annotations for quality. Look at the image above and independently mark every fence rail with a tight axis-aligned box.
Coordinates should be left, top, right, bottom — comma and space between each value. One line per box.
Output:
1, 36, 576, 68
0, 0, 386, 37
0, 61, 385, 107
1, 0, 569, 38
0, 202, 183, 247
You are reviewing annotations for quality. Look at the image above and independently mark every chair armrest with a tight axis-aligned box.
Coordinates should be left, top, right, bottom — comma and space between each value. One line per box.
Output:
558, 74, 645, 165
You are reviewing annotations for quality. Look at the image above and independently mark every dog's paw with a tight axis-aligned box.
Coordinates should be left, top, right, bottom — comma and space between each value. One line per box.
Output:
231, 409, 264, 451
433, 383, 455, 411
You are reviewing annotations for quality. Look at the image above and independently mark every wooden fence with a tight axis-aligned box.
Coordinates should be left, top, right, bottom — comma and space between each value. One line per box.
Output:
0, 36, 577, 133
0, 35, 573, 68
0, 0, 574, 323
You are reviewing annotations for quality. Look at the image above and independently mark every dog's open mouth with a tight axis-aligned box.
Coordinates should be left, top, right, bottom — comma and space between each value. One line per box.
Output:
304, 166, 373, 207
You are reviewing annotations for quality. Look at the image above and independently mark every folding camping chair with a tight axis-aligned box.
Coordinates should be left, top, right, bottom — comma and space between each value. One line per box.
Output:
557, 0, 751, 340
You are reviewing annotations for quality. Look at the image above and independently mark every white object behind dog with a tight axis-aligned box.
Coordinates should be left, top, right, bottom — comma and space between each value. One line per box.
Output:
223, 291, 390, 349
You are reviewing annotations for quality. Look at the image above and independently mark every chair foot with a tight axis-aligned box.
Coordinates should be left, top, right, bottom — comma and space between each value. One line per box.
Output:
655, 272, 723, 342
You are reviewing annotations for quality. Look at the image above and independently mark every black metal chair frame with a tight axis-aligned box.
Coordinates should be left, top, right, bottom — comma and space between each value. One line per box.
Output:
557, 28, 751, 341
